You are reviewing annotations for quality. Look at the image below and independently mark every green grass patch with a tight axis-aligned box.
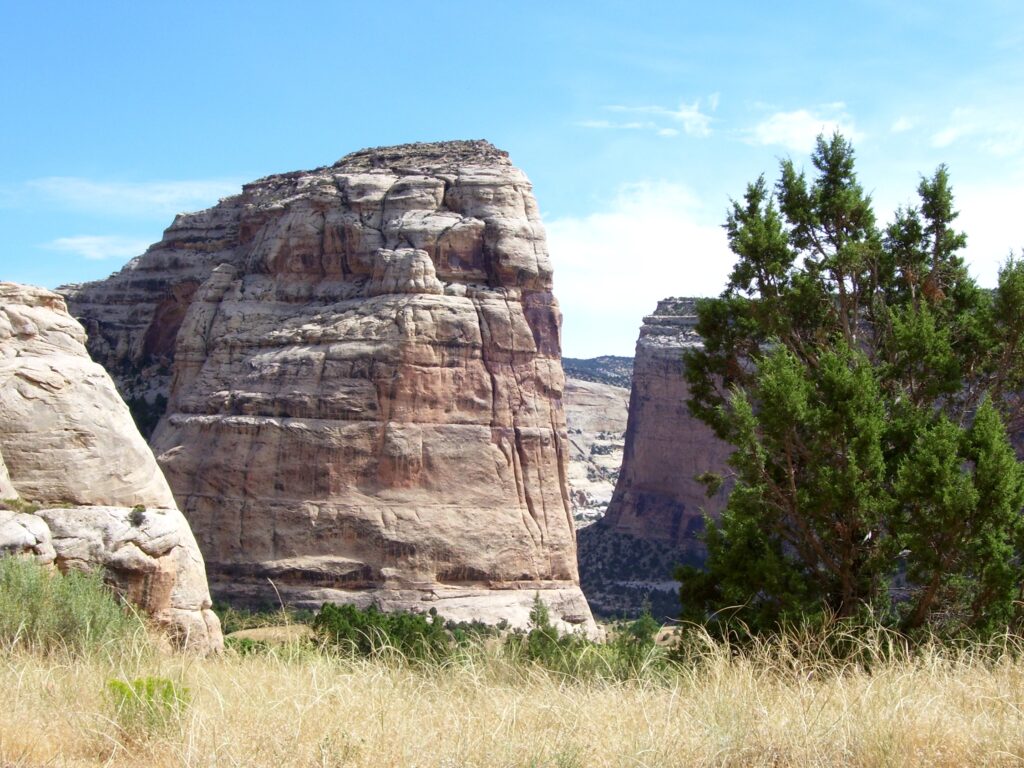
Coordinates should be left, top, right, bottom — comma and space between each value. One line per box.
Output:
0, 554, 145, 656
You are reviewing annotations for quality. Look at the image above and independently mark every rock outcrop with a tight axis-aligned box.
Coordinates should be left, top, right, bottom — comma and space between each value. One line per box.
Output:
62, 141, 594, 633
563, 377, 629, 528
578, 298, 732, 619
0, 282, 222, 651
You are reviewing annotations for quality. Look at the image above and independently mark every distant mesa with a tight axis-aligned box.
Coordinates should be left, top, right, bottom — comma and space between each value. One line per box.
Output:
0, 282, 223, 652
61, 140, 595, 633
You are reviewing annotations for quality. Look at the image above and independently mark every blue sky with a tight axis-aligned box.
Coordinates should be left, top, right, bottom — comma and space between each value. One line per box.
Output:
2, 1, 1022, 356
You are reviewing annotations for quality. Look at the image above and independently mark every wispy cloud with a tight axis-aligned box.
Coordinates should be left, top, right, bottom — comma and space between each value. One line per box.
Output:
580, 96, 718, 139
748, 103, 863, 152
43, 235, 152, 261
547, 181, 733, 356
891, 116, 915, 133
931, 107, 1024, 156
26, 177, 241, 217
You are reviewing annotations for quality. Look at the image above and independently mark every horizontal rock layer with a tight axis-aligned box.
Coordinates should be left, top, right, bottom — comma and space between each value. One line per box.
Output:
0, 283, 222, 651
63, 141, 594, 633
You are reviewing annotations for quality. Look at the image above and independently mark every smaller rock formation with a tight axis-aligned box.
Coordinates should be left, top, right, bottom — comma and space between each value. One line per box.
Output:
0, 283, 222, 652
578, 299, 732, 619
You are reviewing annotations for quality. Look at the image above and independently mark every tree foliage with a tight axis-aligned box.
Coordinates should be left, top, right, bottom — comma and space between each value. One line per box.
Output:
679, 134, 1024, 637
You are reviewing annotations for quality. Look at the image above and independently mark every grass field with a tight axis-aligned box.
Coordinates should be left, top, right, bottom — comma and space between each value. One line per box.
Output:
4, 627, 1024, 768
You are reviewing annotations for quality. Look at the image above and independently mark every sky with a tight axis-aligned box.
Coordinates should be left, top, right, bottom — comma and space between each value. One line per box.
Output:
1, 1, 1022, 357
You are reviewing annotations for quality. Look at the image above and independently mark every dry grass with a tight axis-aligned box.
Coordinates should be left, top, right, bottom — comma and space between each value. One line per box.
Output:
4, 630, 1024, 768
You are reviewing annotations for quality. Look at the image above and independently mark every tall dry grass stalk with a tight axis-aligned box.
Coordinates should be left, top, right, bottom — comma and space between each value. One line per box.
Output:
3, 629, 1024, 767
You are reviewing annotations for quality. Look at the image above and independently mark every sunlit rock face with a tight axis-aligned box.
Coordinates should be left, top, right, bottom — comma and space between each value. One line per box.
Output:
0, 282, 222, 652
563, 377, 629, 528
63, 141, 595, 633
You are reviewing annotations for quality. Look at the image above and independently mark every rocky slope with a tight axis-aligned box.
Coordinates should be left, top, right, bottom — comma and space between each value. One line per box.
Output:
563, 377, 629, 528
0, 283, 222, 651
62, 141, 594, 633
562, 356, 634, 389
578, 298, 732, 619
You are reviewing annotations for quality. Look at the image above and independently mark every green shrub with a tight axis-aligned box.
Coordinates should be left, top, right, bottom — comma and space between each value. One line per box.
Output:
106, 676, 190, 740
1, 497, 40, 514
609, 608, 661, 673
313, 603, 451, 662
503, 595, 671, 681
0, 555, 144, 655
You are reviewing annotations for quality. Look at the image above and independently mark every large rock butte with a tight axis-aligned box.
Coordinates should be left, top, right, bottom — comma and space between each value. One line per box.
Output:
63, 141, 595, 632
578, 298, 732, 618
0, 282, 222, 652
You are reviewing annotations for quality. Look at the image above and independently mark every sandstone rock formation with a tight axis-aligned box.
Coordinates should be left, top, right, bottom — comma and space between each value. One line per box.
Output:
577, 298, 732, 619
562, 377, 629, 528
63, 141, 595, 633
0, 282, 223, 652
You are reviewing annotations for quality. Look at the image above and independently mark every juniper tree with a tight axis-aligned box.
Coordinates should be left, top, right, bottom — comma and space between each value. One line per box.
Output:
679, 134, 1024, 636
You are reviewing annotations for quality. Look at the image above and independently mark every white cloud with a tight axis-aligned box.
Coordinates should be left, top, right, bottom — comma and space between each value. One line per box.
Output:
44, 235, 152, 261
546, 181, 734, 357
954, 183, 1024, 287
891, 116, 915, 133
931, 108, 1024, 156
589, 96, 718, 139
665, 100, 713, 138
749, 104, 863, 152
27, 177, 241, 217
577, 118, 661, 133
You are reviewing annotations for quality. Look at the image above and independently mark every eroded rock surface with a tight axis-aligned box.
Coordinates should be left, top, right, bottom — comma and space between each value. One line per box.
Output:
563, 377, 629, 528
578, 298, 732, 619
63, 141, 594, 633
0, 283, 222, 651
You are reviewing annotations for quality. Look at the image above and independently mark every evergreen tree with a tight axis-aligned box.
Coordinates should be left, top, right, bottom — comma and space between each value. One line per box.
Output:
679, 134, 1024, 637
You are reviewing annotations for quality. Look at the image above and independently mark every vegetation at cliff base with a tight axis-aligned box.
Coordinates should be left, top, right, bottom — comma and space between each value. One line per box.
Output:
0, 555, 144, 655
680, 133, 1024, 638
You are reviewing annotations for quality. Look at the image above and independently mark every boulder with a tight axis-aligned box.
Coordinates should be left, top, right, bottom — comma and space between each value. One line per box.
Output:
0, 283, 222, 651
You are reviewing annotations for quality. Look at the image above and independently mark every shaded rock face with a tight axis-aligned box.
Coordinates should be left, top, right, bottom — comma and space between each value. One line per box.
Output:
0, 283, 222, 652
596, 299, 731, 552
563, 377, 629, 528
578, 298, 732, 619
63, 141, 594, 633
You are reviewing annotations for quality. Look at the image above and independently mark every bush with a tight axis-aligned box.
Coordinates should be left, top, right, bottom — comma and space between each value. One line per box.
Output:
106, 676, 190, 741
312, 603, 452, 662
503, 594, 669, 681
0, 555, 144, 655
610, 608, 661, 673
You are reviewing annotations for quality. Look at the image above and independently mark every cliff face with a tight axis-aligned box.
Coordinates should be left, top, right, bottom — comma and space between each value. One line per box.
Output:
562, 377, 629, 528
0, 283, 222, 652
597, 298, 731, 551
577, 298, 732, 619
63, 141, 594, 632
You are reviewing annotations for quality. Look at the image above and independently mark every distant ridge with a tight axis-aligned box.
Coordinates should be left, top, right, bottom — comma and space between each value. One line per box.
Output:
562, 356, 634, 389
